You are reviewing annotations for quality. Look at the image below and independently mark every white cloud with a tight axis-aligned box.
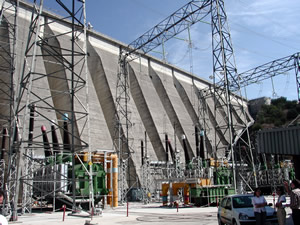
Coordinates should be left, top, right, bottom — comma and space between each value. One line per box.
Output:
227, 0, 300, 38
144, 0, 299, 100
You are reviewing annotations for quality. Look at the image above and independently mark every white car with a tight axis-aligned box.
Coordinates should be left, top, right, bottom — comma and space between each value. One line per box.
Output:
217, 194, 278, 225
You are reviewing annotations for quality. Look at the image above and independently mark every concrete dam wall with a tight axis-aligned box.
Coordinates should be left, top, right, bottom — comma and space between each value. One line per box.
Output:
0, 1, 253, 188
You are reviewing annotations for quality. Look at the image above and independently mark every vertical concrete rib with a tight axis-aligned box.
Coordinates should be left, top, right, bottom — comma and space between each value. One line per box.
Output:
194, 86, 229, 158
232, 100, 254, 126
208, 93, 230, 141
86, 39, 116, 143
213, 90, 251, 140
86, 39, 139, 187
41, 23, 81, 146
148, 61, 194, 162
173, 76, 213, 156
128, 63, 166, 161
213, 90, 253, 148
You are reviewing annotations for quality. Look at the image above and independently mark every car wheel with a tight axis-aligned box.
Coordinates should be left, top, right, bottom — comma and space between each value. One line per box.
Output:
218, 216, 225, 225
232, 220, 237, 225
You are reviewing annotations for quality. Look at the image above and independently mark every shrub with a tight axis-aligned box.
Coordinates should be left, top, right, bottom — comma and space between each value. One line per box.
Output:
252, 123, 262, 131
285, 100, 297, 109
287, 109, 298, 120
271, 97, 287, 108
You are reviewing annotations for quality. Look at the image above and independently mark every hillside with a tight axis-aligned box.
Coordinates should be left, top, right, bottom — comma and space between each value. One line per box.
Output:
251, 97, 300, 131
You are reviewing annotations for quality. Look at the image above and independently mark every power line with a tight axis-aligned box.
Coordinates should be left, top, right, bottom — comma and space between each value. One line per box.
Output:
230, 0, 300, 47
231, 22, 297, 51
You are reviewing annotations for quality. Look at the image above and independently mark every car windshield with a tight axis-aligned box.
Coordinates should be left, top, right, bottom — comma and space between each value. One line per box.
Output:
232, 196, 253, 208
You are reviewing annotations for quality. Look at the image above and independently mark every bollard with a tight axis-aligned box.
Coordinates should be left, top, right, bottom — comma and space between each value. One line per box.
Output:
127, 201, 129, 217
62, 205, 66, 221
177, 202, 178, 212
272, 192, 276, 210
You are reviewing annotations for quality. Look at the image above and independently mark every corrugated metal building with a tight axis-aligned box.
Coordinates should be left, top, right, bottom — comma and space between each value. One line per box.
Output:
257, 126, 300, 155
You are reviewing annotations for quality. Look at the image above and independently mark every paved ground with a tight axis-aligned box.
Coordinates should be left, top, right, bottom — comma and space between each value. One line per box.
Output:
9, 202, 294, 225
10, 203, 221, 225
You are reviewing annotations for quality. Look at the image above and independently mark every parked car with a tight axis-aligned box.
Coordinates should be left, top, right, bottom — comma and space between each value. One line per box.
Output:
217, 194, 278, 225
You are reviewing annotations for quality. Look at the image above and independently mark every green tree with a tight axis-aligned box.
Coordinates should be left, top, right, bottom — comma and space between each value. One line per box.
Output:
271, 97, 287, 109
285, 100, 297, 109
287, 109, 298, 120
252, 96, 299, 129
252, 123, 262, 131
296, 104, 300, 113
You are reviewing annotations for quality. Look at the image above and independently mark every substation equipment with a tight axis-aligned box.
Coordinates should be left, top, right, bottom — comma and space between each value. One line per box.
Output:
0, 0, 298, 220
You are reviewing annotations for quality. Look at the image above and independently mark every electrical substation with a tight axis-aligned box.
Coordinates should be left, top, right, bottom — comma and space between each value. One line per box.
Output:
0, 0, 299, 223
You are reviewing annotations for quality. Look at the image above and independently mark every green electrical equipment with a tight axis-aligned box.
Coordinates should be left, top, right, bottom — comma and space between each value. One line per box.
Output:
215, 167, 232, 185
71, 163, 108, 196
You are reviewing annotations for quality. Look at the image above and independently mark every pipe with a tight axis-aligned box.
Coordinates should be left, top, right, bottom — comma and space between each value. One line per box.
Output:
1, 128, 8, 160
144, 131, 147, 160
106, 154, 118, 207
165, 134, 169, 162
12, 124, 18, 154
141, 140, 144, 165
167, 140, 175, 163
182, 134, 190, 164
41, 125, 52, 157
111, 154, 118, 207
62, 114, 70, 151
51, 120, 63, 163
107, 157, 112, 205
28, 104, 35, 145
195, 126, 200, 158
51, 120, 60, 151
200, 129, 205, 159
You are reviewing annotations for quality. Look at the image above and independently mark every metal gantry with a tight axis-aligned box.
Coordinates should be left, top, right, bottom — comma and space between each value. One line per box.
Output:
115, 0, 219, 200
114, 0, 214, 202
210, 0, 257, 192
127, 0, 211, 55
0, 0, 18, 125
0, 0, 19, 218
0, 0, 18, 135
9, 0, 90, 219
235, 52, 300, 102
116, 0, 258, 196
114, 50, 133, 204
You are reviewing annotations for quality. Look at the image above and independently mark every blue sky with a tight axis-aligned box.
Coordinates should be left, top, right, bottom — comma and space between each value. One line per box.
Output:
41, 0, 300, 101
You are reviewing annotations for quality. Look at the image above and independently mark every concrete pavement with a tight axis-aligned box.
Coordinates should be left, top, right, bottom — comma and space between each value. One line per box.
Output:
9, 202, 295, 225
12, 203, 220, 225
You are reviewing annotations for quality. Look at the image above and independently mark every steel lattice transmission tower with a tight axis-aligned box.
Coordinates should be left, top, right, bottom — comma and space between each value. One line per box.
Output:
114, 0, 212, 203
0, 0, 19, 217
210, 0, 257, 192
114, 0, 259, 195
10, 0, 91, 220
114, 50, 135, 204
